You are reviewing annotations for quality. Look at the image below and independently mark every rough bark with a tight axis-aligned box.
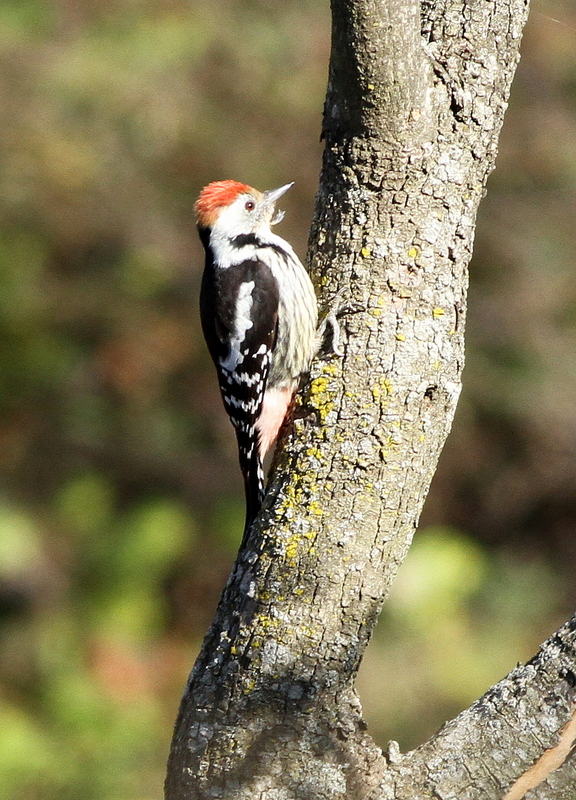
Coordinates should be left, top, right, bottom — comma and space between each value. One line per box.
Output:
164, 0, 576, 798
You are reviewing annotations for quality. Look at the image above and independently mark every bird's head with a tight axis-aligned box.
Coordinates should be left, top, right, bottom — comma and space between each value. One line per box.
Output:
195, 180, 293, 236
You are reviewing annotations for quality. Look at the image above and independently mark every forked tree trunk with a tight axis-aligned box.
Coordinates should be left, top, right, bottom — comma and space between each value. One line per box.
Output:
165, 0, 576, 797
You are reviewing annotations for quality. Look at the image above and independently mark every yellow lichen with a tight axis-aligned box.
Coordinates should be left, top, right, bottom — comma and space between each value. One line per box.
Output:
322, 362, 341, 377
370, 376, 393, 405
309, 501, 323, 517
310, 376, 328, 395
285, 534, 300, 561
256, 613, 280, 631
308, 374, 335, 423
381, 377, 394, 395
306, 446, 324, 460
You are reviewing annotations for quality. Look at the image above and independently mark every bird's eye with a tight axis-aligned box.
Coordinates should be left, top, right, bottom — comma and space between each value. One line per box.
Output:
245, 200, 255, 211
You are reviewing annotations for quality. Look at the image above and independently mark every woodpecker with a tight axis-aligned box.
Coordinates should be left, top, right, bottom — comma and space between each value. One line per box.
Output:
196, 180, 318, 541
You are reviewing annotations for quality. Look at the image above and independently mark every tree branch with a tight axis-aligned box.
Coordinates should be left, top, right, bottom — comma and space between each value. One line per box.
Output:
325, 0, 429, 140
161, 1, 576, 798
382, 615, 576, 798
504, 704, 576, 800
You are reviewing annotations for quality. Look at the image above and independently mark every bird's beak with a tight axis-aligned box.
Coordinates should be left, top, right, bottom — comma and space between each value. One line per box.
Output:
264, 182, 293, 225
263, 182, 294, 204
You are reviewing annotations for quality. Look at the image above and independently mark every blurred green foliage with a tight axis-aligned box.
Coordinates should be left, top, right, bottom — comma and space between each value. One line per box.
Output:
357, 526, 563, 747
0, 1, 575, 797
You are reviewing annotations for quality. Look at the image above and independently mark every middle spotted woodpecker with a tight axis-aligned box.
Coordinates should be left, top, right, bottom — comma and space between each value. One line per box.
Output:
196, 180, 318, 541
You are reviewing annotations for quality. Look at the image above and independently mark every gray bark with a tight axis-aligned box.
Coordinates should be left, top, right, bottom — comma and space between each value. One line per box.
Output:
165, 0, 576, 798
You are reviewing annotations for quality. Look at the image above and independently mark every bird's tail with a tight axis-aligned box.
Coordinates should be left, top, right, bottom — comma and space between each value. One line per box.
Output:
237, 439, 265, 548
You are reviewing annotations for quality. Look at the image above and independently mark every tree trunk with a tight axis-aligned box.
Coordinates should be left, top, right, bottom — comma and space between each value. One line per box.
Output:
165, 0, 576, 797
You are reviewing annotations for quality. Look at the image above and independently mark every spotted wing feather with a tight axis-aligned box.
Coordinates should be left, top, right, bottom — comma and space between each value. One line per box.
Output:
200, 256, 279, 535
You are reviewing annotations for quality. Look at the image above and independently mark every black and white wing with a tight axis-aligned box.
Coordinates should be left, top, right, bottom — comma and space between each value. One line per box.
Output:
200, 256, 279, 534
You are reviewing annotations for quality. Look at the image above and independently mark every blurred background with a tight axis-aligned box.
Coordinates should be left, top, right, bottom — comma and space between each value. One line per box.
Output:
0, 1, 574, 798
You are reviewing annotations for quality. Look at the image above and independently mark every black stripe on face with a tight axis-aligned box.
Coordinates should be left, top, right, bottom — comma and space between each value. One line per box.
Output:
230, 234, 290, 263
231, 233, 260, 248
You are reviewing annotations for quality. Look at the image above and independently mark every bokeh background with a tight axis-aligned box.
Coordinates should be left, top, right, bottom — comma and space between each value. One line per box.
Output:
0, 2, 575, 798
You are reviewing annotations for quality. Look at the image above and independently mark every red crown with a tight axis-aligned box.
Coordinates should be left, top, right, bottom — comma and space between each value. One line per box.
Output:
195, 180, 252, 228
